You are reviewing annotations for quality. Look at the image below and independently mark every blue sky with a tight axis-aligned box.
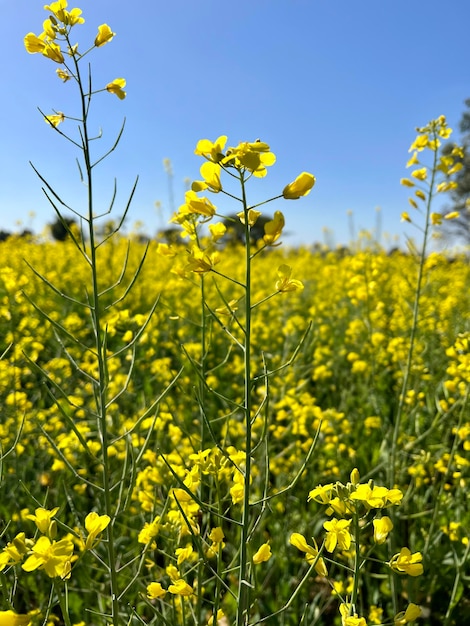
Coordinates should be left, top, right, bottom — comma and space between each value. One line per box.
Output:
2, 0, 469, 247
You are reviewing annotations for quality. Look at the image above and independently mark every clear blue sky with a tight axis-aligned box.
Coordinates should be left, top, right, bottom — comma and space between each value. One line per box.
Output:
2, 0, 469, 247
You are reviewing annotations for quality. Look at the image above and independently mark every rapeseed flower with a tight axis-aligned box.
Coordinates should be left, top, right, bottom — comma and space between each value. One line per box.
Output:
168, 579, 194, 596
372, 516, 393, 544
275, 264, 304, 293
24, 33, 47, 54
194, 135, 227, 162
27, 507, 59, 536
0, 533, 30, 570
253, 542, 272, 564
0, 610, 31, 626
192, 162, 223, 193
282, 172, 315, 199
22, 536, 75, 579
339, 603, 367, 626
389, 547, 423, 576
106, 78, 126, 100
223, 140, 276, 177
147, 582, 166, 599
394, 603, 421, 624
323, 518, 352, 552
175, 545, 194, 565
263, 211, 285, 245
95, 24, 115, 47
180, 190, 216, 219
83, 512, 110, 550
44, 112, 65, 127
289, 533, 328, 576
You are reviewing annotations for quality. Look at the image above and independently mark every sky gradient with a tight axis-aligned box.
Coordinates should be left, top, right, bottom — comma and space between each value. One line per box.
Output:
2, 0, 470, 248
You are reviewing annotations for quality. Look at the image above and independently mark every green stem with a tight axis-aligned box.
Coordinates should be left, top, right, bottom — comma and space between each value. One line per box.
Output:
197, 270, 207, 626
388, 131, 438, 615
55, 581, 73, 626
390, 138, 438, 487
236, 173, 253, 626
69, 45, 120, 626
350, 511, 361, 610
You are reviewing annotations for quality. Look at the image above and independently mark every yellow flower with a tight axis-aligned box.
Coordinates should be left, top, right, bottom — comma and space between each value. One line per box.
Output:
26, 507, 59, 535
253, 542, 272, 564
175, 545, 194, 565
209, 222, 226, 242
373, 516, 393, 544
56, 68, 71, 82
340, 603, 367, 626
436, 181, 458, 192
22, 536, 74, 579
43, 19, 56, 40
237, 209, 261, 226
43, 41, 64, 63
282, 172, 316, 199
411, 167, 427, 181
44, 1, 68, 22
147, 582, 166, 599
95, 24, 115, 47
0, 533, 30, 571
406, 152, 419, 167
138, 516, 161, 546
199, 161, 223, 192
166, 564, 180, 582
444, 211, 460, 220
168, 578, 194, 596
350, 484, 390, 508
84, 512, 110, 550
207, 610, 226, 626
24, 32, 46, 53
181, 190, 216, 218
308, 483, 335, 504
448, 162, 463, 175
64, 7, 85, 27
106, 78, 126, 100
394, 603, 421, 624
430, 212, 442, 225
208, 527, 225, 543
45, 112, 65, 127
194, 136, 227, 162
289, 533, 328, 576
263, 211, 285, 245
408, 134, 429, 152
0, 610, 31, 626
224, 140, 276, 177
369, 605, 384, 625
400, 178, 415, 188
185, 246, 219, 274
415, 189, 426, 201
389, 547, 423, 576
275, 264, 304, 293
323, 518, 352, 552
43, 2, 84, 27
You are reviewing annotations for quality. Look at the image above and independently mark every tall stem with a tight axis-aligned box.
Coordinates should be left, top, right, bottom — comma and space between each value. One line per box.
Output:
390, 139, 438, 486
388, 133, 438, 614
71, 51, 120, 626
236, 174, 253, 626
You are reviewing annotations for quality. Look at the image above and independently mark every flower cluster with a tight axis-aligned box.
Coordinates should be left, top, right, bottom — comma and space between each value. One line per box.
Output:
400, 115, 462, 224
163, 135, 314, 301
291, 470, 423, 625
24, 0, 126, 128
0, 508, 109, 581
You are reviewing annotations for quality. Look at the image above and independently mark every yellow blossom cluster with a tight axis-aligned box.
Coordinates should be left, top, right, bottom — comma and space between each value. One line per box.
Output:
24, 0, 126, 128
